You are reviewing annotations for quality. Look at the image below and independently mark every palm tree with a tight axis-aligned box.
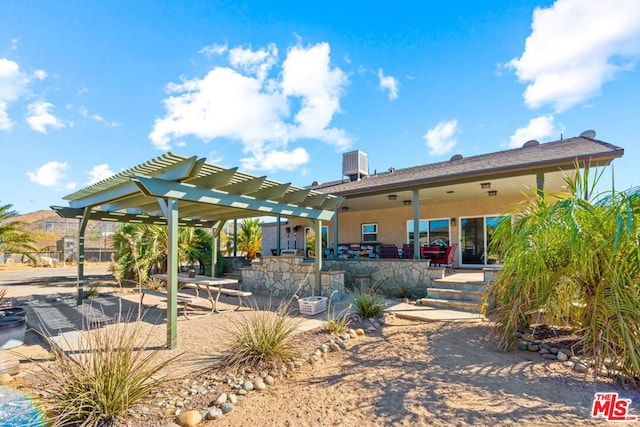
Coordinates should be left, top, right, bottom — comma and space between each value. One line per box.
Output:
488, 166, 640, 384
111, 224, 213, 285
237, 218, 262, 260
0, 202, 37, 260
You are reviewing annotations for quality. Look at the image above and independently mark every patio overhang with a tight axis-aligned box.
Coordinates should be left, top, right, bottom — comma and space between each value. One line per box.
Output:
52, 152, 344, 349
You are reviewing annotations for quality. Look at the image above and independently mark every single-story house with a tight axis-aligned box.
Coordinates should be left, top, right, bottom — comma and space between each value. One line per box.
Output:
262, 132, 623, 269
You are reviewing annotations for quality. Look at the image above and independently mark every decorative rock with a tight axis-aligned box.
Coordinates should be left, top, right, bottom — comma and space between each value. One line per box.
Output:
337, 340, 348, 350
243, 381, 254, 391
574, 363, 588, 374
355, 328, 365, 336
340, 333, 350, 340
320, 344, 329, 353
293, 360, 304, 369
348, 329, 358, 338
206, 407, 223, 420
228, 393, 238, 404
264, 375, 275, 386
254, 379, 266, 391
541, 343, 551, 350
220, 403, 234, 414
237, 388, 247, 396
311, 354, 320, 363
564, 361, 575, 368
514, 331, 523, 338
175, 410, 202, 427
557, 352, 568, 362
538, 348, 550, 355
314, 349, 322, 357
366, 326, 376, 332
527, 344, 540, 352
330, 342, 341, 352
542, 354, 557, 360
215, 393, 227, 406
549, 347, 559, 354
517, 341, 528, 351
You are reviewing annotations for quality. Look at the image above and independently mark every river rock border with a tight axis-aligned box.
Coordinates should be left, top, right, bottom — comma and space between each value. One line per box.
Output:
515, 331, 626, 379
161, 326, 371, 427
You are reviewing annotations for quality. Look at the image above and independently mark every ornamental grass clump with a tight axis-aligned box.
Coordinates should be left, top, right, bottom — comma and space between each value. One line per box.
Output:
488, 165, 640, 385
324, 291, 351, 335
43, 318, 179, 427
221, 302, 301, 371
352, 289, 385, 318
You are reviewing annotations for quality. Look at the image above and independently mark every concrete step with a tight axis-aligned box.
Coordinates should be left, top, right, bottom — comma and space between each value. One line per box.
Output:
419, 297, 485, 313
432, 278, 488, 291
427, 287, 485, 303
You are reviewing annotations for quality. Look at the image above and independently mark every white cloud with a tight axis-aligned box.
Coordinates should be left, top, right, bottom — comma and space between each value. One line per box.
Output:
0, 58, 29, 129
377, 68, 399, 100
199, 42, 228, 57
33, 70, 47, 80
508, 115, 558, 148
87, 164, 115, 184
241, 147, 310, 171
509, 0, 640, 111
26, 161, 69, 187
150, 41, 351, 172
228, 44, 278, 82
66, 182, 77, 190
79, 106, 119, 127
26, 101, 65, 133
423, 119, 459, 156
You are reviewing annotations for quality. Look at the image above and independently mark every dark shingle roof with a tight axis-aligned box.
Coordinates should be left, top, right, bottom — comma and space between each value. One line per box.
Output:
311, 136, 623, 196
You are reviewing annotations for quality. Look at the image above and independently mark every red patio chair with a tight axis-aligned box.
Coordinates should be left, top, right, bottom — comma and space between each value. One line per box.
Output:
430, 245, 457, 272
402, 244, 415, 259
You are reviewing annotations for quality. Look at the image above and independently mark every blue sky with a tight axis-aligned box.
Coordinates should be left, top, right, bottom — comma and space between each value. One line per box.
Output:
1, 0, 639, 214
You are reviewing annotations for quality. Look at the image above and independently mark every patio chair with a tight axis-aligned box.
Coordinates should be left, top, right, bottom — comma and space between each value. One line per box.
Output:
402, 244, 415, 259
430, 244, 457, 272
380, 244, 399, 258
421, 245, 442, 259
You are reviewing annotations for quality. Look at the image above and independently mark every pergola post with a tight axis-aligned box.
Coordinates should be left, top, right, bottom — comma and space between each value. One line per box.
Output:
536, 173, 545, 200
211, 221, 223, 277
76, 207, 90, 306
276, 214, 282, 255
158, 198, 179, 349
333, 209, 339, 259
312, 219, 322, 296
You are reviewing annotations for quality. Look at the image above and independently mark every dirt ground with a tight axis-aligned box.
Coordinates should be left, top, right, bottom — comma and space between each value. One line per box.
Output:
2, 267, 640, 426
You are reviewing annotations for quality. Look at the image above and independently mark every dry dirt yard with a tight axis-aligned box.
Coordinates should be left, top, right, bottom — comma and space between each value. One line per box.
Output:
2, 267, 640, 426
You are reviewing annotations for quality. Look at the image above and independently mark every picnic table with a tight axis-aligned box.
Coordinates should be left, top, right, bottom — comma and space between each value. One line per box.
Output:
144, 273, 252, 318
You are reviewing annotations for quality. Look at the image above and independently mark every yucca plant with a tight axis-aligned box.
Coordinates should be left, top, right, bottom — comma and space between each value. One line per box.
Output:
221, 302, 301, 371
43, 319, 179, 426
488, 165, 640, 384
352, 289, 385, 318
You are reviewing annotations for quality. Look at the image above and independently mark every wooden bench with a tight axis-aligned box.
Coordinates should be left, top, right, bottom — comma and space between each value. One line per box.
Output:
136, 288, 213, 319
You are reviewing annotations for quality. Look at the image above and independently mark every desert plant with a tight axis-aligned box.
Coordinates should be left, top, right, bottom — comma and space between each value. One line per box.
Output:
83, 283, 100, 299
396, 284, 413, 299
324, 291, 351, 334
144, 277, 165, 291
352, 289, 385, 318
43, 318, 179, 427
221, 302, 301, 371
488, 165, 640, 384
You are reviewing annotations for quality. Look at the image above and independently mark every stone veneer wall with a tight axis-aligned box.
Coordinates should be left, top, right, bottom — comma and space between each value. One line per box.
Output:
322, 259, 444, 296
240, 256, 345, 299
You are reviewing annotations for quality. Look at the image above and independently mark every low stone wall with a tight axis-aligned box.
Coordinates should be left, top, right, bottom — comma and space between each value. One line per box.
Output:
240, 256, 345, 299
322, 259, 443, 297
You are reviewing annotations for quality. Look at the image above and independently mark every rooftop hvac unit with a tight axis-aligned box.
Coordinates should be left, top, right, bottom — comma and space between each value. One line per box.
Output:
342, 150, 368, 181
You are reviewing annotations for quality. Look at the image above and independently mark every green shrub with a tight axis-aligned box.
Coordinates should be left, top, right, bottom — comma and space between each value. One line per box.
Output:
352, 290, 385, 318
396, 284, 413, 299
221, 303, 301, 371
43, 319, 179, 427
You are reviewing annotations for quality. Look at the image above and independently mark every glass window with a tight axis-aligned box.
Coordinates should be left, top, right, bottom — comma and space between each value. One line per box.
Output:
361, 223, 378, 242
407, 219, 450, 245
460, 215, 509, 266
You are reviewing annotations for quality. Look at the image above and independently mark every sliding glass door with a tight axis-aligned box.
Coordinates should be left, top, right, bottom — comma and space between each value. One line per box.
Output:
459, 215, 506, 266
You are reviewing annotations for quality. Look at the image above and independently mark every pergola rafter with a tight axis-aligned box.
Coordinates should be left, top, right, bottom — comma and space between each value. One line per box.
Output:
52, 152, 343, 349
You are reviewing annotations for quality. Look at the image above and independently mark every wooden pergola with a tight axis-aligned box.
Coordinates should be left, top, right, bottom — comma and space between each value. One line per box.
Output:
52, 153, 343, 348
